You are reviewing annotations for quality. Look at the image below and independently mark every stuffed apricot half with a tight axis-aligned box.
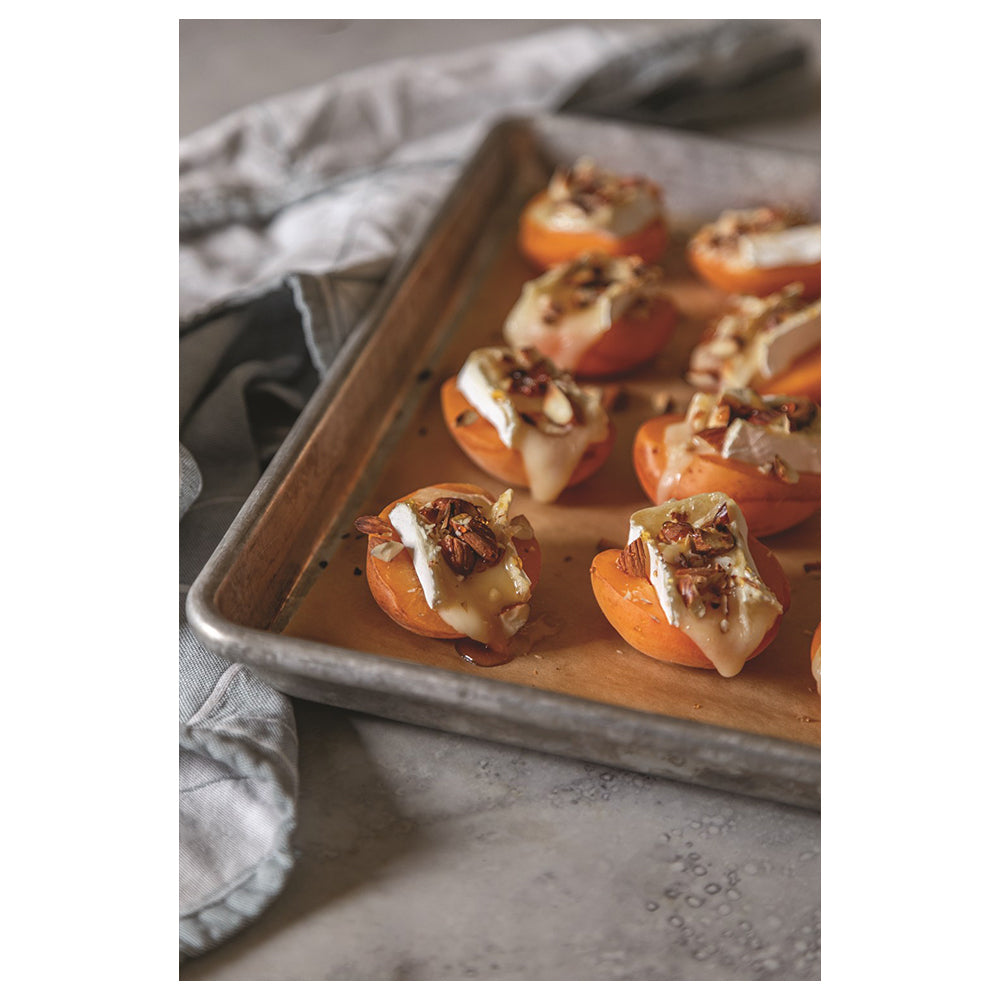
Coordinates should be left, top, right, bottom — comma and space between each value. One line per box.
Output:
687, 283, 821, 404
633, 388, 820, 537
688, 206, 820, 299
518, 157, 669, 271
354, 484, 541, 653
590, 493, 790, 677
504, 252, 678, 377
441, 347, 614, 503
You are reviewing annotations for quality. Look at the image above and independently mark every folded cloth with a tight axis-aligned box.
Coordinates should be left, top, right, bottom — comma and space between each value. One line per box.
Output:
179, 20, 813, 959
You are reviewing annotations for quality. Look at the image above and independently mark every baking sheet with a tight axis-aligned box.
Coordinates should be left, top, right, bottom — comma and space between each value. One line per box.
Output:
188, 115, 821, 808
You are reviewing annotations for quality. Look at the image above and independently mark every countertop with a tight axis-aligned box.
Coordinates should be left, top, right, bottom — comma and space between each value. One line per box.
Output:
179, 19, 821, 981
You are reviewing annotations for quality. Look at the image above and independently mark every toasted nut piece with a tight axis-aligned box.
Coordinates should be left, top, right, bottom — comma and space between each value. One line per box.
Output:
615, 538, 649, 577
419, 496, 481, 528
461, 524, 503, 566
674, 565, 728, 608
370, 540, 405, 562
542, 382, 575, 425
658, 520, 693, 545
694, 426, 728, 451
689, 525, 735, 556
354, 515, 394, 536
440, 535, 477, 575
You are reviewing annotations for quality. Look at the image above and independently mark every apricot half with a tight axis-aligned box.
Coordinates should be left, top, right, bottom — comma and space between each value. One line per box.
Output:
632, 414, 820, 537
363, 483, 542, 640
590, 535, 790, 670
519, 191, 670, 271
440, 376, 615, 495
688, 242, 821, 299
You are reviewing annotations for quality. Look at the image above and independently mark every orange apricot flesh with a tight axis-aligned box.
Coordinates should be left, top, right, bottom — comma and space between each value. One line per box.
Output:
632, 414, 820, 537
518, 191, 669, 271
688, 243, 821, 299
513, 295, 678, 378
590, 536, 790, 670
440, 376, 615, 494
756, 343, 821, 404
364, 483, 542, 640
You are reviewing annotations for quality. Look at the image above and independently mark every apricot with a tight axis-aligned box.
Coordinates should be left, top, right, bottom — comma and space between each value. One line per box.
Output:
632, 414, 820, 537
512, 294, 678, 378
688, 241, 821, 299
589, 535, 790, 670
363, 483, 541, 640
518, 191, 669, 271
440, 376, 615, 495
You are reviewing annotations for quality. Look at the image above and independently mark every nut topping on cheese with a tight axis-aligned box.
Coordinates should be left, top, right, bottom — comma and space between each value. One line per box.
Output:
504, 253, 669, 372
687, 284, 820, 393
620, 494, 783, 676
358, 486, 533, 649
456, 346, 610, 502
656, 389, 819, 501
530, 157, 663, 237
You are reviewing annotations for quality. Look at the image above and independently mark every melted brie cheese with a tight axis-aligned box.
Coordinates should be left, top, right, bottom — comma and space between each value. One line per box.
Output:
456, 347, 610, 503
655, 391, 820, 501
736, 224, 821, 269
529, 185, 661, 237
503, 256, 660, 372
530, 158, 663, 237
693, 295, 821, 391
756, 303, 821, 381
388, 486, 532, 648
627, 493, 782, 677
719, 417, 820, 473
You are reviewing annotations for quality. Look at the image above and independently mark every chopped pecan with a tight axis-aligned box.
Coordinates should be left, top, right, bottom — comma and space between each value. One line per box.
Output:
419, 496, 480, 529
695, 426, 728, 451
459, 522, 503, 567
658, 520, 693, 545
659, 510, 734, 556
420, 496, 504, 573
354, 515, 393, 537
615, 539, 648, 578
675, 551, 709, 569
440, 535, 477, 575
689, 525, 735, 556
674, 566, 729, 608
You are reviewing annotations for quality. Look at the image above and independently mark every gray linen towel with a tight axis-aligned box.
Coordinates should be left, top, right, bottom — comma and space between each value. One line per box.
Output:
179, 21, 813, 959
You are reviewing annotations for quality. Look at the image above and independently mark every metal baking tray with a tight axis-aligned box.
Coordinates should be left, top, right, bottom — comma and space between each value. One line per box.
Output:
187, 114, 821, 810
